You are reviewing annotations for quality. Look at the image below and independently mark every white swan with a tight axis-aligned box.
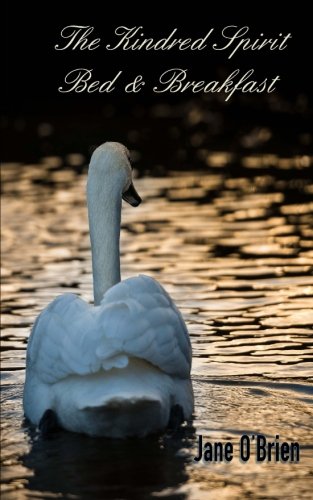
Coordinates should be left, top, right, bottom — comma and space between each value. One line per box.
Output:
23, 142, 193, 438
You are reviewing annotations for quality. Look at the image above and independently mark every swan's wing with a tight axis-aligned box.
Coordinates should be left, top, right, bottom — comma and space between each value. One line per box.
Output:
26, 294, 101, 384
99, 275, 192, 378
27, 276, 191, 384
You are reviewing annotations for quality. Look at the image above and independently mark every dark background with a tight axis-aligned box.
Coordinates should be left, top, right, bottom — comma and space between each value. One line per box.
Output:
3, 3, 312, 172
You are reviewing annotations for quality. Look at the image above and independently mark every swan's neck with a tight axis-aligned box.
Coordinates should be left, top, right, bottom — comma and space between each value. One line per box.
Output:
87, 178, 122, 305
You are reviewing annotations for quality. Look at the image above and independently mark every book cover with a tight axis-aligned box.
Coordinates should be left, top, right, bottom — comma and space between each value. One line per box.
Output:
2, 3, 312, 499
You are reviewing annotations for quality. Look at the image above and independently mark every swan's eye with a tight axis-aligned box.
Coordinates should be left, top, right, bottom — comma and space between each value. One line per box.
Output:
127, 153, 133, 170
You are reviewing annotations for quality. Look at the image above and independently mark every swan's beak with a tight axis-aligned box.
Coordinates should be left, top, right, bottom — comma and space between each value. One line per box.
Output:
122, 182, 142, 207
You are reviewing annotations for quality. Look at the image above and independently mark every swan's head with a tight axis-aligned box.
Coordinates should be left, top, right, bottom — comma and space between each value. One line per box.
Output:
88, 142, 141, 207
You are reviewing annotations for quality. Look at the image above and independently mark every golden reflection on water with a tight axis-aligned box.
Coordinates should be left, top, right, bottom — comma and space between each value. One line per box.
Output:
1, 159, 313, 499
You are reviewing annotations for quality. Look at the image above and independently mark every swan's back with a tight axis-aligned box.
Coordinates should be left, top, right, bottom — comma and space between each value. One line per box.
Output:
24, 275, 193, 436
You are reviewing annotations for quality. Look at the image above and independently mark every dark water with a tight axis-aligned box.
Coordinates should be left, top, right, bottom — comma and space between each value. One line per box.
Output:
1, 158, 313, 499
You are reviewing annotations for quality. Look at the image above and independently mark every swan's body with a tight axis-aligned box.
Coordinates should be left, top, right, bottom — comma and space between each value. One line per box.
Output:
23, 142, 193, 437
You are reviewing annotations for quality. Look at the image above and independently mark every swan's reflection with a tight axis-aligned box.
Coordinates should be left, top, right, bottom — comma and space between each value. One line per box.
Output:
21, 423, 195, 499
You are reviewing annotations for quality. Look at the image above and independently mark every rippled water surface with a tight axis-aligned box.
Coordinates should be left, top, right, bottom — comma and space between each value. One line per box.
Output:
1, 160, 313, 499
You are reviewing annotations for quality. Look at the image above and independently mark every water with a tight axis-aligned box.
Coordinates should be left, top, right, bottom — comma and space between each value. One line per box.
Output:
1, 159, 313, 499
